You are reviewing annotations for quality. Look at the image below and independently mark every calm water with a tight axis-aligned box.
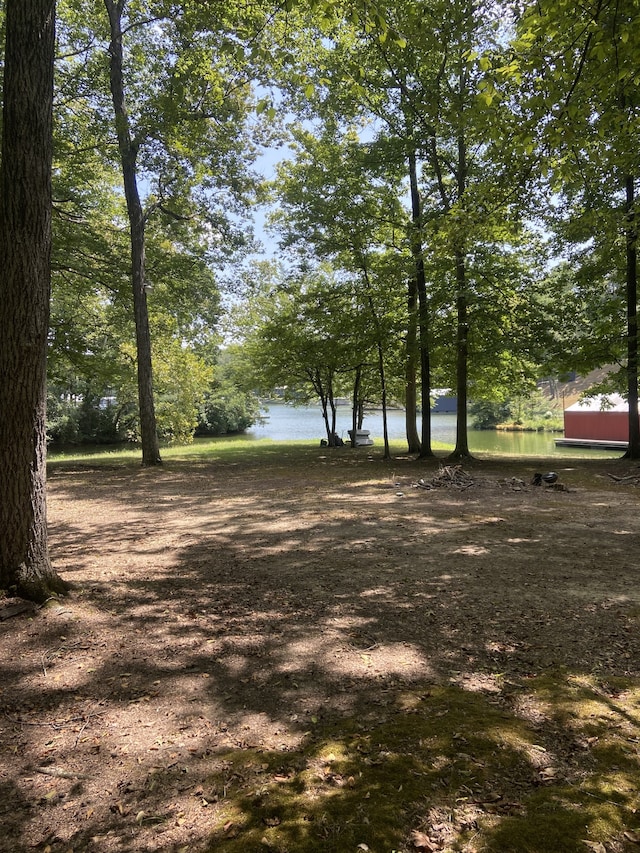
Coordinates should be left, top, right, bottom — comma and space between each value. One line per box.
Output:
247, 403, 620, 459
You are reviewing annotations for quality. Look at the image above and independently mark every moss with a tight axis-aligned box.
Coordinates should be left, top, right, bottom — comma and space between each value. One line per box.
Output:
198, 679, 640, 852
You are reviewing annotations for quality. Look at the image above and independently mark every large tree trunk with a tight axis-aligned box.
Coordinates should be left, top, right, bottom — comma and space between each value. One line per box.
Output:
104, 0, 161, 466
448, 120, 473, 462
404, 276, 422, 454
448, 248, 472, 460
407, 139, 434, 458
624, 174, 640, 458
0, 0, 68, 602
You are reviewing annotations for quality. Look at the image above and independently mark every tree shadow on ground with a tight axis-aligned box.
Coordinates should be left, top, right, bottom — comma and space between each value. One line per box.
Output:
2, 454, 640, 851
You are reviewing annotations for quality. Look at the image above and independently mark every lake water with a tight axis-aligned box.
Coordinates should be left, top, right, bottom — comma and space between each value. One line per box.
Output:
246, 403, 620, 459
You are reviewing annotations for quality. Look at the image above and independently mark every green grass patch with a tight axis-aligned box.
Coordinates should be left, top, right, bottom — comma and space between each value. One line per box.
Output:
46, 437, 455, 469
202, 680, 640, 852
47, 433, 622, 472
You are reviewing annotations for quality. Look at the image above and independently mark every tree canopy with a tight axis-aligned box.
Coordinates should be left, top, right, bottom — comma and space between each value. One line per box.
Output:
2, 0, 640, 598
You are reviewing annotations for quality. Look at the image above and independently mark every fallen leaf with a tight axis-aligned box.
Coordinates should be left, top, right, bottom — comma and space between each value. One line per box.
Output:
411, 830, 437, 850
582, 842, 606, 853
624, 830, 640, 844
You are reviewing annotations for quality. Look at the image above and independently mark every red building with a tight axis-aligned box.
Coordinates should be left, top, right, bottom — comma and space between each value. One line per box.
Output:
563, 394, 631, 443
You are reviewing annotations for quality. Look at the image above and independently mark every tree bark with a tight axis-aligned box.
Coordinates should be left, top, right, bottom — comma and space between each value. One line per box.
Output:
104, 0, 161, 466
448, 116, 473, 461
623, 174, 640, 459
448, 247, 472, 460
0, 0, 68, 601
407, 144, 434, 458
351, 365, 362, 449
404, 275, 422, 454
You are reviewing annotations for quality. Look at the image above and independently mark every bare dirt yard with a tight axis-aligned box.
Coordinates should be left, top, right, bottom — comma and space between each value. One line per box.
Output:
2, 446, 640, 853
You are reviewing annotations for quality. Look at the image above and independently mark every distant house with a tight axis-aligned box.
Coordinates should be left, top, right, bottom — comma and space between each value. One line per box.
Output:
562, 394, 633, 444
432, 389, 457, 414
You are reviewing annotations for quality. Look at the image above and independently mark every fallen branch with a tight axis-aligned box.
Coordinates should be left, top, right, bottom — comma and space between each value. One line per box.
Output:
606, 473, 639, 484
0, 602, 36, 621
34, 766, 90, 780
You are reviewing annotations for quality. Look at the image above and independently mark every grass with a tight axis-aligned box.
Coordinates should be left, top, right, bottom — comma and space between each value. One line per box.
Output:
46, 436, 454, 469
202, 677, 640, 852
47, 434, 622, 469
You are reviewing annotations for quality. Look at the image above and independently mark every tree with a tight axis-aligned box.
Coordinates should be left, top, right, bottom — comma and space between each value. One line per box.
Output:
0, 0, 68, 601
103, 0, 160, 464
47, 104, 225, 448
271, 123, 408, 458
237, 263, 366, 444
54, 0, 267, 463
514, 0, 640, 456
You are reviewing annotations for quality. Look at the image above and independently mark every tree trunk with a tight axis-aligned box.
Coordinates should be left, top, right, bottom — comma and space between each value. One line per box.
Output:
104, 0, 161, 466
623, 174, 640, 459
404, 276, 422, 454
448, 119, 472, 462
361, 266, 390, 458
351, 365, 362, 449
313, 369, 335, 444
328, 386, 338, 443
407, 139, 434, 458
377, 340, 390, 459
448, 247, 472, 460
0, 0, 68, 602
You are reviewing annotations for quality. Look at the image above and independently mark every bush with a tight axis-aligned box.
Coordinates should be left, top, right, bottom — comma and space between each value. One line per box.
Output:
47, 395, 81, 445
47, 393, 130, 446
196, 388, 261, 436
469, 400, 512, 430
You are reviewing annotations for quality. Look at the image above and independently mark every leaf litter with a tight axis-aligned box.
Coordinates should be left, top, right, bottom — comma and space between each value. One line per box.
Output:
1, 452, 640, 852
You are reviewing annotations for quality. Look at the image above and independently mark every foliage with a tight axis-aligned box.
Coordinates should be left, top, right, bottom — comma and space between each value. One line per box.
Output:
512, 0, 640, 453
194, 345, 261, 436
469, 399, 512, 430
196, 387, 260, 436
46, 391, 133, 446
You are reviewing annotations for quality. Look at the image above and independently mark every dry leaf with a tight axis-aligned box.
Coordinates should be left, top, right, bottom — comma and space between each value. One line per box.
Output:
411, 830, 437, 850
582, 842, 606, 853
624, 830, 640, 844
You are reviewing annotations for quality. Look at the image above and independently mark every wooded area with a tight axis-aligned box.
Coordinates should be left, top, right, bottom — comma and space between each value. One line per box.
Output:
0, 2, 638, 624
1, 3, 640, 848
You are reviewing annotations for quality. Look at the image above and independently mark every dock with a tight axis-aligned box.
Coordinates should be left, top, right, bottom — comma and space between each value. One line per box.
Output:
554, 438, 628, 450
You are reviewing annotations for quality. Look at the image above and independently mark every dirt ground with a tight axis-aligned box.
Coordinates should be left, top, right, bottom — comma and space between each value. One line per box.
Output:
1, 449, 640, 853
